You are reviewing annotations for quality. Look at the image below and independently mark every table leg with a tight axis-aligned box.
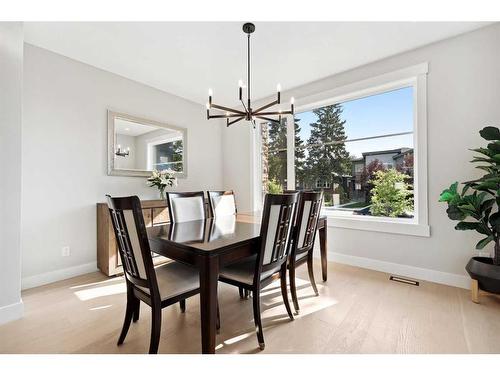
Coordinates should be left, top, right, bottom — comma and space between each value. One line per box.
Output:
319, 223, 327, 282
199, 255, 219, 354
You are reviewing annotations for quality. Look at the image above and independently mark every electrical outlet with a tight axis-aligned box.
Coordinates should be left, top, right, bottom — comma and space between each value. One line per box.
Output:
61, 246, 71, 257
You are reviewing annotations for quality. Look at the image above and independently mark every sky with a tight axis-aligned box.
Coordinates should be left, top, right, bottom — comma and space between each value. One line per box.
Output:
296, 86, 414, 159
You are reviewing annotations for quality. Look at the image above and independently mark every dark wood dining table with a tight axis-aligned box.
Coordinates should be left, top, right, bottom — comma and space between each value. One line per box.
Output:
147, 213, 328, 354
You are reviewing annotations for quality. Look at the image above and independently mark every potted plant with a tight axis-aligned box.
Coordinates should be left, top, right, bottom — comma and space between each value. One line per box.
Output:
147, 169, 177, 199
439, 126, 500, 298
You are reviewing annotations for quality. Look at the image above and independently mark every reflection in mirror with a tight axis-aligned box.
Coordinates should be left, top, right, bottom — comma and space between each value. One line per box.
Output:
108, 111, 187, 177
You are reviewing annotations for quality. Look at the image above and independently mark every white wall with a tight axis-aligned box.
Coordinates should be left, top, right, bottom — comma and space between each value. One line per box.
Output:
21, 44, 223, 288
222, 23, 500, 288
0, 23, 24, 323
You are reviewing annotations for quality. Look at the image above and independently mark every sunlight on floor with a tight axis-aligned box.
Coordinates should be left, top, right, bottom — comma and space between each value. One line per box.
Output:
215, 277, 337, 352
89, 304, 113, 311
69, 277, 124, 290
74, 282, 126, 301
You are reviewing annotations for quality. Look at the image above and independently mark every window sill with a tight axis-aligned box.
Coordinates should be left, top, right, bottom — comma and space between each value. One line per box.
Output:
323, 211, 430, 237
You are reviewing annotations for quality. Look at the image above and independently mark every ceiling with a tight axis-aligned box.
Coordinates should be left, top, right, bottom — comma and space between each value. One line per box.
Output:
115, 118, 158, 136
24, 22, 490, 105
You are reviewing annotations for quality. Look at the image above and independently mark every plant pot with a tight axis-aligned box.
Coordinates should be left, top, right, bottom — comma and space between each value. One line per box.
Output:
465, 256, 500, 294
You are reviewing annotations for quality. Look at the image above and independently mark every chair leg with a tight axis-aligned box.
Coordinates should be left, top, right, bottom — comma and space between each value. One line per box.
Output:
289, 260, 300, 314
252, 288, 265, 350
239, 287, 244, 299
133, 299, 140, 322
179, 299, 186, 313
245, 289, 250, 299
117, 290, 135, 345
216, 300, 221, 333
307, 253, 319, 296
149, 305, 162, 354
280, 264, 294, 321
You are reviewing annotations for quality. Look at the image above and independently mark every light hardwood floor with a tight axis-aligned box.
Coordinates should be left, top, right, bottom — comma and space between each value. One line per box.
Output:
1, 261, 499, 354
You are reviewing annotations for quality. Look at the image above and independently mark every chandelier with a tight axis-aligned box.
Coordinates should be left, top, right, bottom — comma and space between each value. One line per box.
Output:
206, 23, 294, 127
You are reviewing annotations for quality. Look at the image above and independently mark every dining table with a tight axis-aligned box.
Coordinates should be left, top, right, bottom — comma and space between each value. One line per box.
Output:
147, 212, 328, 354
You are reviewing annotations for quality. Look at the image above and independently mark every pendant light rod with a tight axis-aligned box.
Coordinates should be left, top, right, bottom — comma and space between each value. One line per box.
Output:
247, 33, 251, 118
206, 22, 294, 127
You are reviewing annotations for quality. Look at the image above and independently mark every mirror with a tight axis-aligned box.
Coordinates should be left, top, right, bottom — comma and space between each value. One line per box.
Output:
108, 111, 187, 177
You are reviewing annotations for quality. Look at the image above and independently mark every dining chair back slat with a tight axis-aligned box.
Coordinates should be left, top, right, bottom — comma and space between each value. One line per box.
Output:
258, 193, 299, 276
106, 195, 158, 293
295, 191, 323, 252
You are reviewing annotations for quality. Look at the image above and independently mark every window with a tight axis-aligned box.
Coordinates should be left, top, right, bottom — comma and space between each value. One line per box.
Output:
294, 86, 414, 218
149, 139, 183, 172
255, 64, 429, 236
260, 121, 287, 195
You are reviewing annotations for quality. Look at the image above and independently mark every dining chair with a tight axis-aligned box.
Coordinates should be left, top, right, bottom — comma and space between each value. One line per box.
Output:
207, 190, 248, 298
166, 191, 206, 223
218, 192, 299, 350
288, 191, 323, 314
106, 195, 202, 354
207, 190, 237, 218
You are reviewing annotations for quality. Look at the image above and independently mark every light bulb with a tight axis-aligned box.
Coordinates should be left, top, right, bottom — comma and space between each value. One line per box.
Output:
206, 103, 210, 109
277, 83, 281, 92
238, 79, 243, 87
226, 112, 230, 117
291, 97, 295, 104
208, 88, 213, 96
117, 144, 121, 149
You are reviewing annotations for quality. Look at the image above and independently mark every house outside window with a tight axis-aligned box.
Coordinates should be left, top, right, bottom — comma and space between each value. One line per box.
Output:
256, 64, 429, 236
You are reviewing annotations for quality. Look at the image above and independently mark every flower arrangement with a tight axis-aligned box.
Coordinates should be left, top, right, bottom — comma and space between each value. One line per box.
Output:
147, 169, 177, 199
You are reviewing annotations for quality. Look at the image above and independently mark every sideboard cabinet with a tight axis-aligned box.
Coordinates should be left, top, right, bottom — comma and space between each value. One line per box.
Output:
97, 199, 170, 276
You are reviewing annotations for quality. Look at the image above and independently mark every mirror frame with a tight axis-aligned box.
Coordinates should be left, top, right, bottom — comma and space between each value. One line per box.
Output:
107, 110, 188, 178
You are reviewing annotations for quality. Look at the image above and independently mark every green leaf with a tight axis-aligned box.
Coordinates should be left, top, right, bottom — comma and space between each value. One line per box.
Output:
479, 126, 500, 141
475, 165, 495, 173
455, 222, 479, 231
480, 198, 495, 213
446, 205, 466, 221
492, 154, 500, 163
475, 181, 498, 191
487, 141, 500, 154
471, 156, 493, 162
462, 184, 471, 195
476, 236, 494, 250
471, 147, 494, 157
489, 212, 500, 232
439, 182, 459, 202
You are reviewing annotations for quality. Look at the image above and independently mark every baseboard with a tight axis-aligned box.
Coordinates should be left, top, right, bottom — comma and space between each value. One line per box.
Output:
22, 262, 98, 290
322, 251, 470, 290
0, 300, 24, 325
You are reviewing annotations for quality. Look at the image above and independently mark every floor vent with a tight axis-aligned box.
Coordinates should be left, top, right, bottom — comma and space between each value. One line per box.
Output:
389, 275, 419, 286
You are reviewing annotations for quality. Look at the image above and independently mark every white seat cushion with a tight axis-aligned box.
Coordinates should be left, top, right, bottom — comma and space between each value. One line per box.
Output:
136, 261, 199, 300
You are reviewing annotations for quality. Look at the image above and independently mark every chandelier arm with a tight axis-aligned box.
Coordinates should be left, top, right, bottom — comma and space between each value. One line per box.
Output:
227, 116, 245, 127
210, 103, 246, 116
208, 114, 245, 119
240, 99, 249, 114
254, 110, 293, 116
253, 99, 279, 114
256, 116, 280, 124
